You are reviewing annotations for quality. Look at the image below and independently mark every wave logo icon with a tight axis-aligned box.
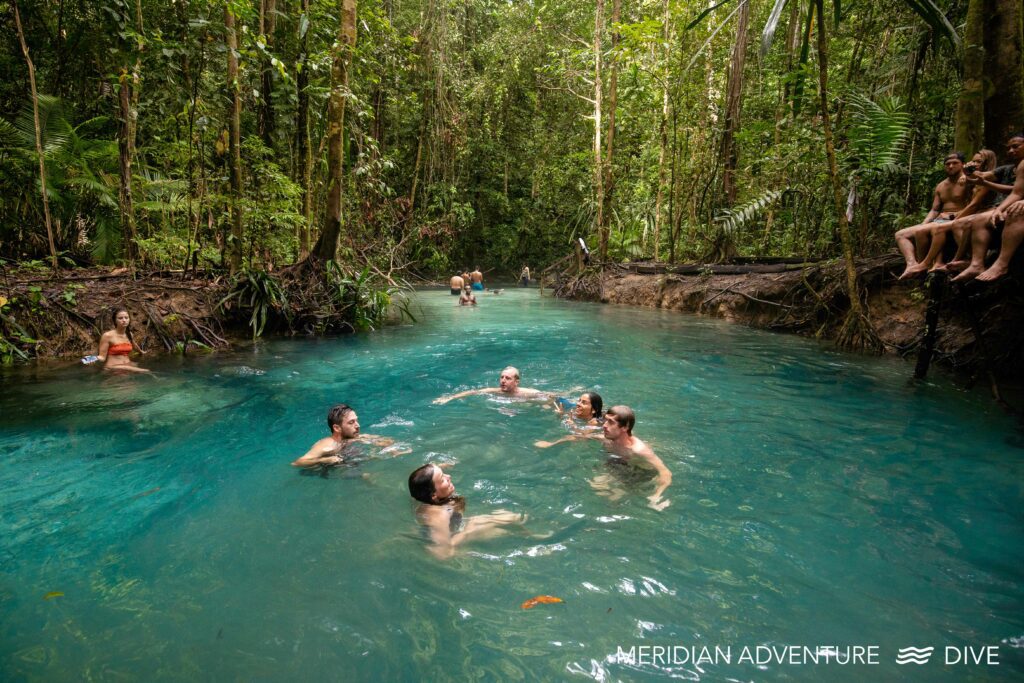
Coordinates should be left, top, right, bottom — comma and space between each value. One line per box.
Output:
895, 646, 934, 665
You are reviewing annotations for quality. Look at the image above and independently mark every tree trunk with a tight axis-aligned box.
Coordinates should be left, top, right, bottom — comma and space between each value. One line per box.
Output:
312, 0, 357, 262
259, 0, 277, 145
297, 0, 312, 258
720, 0, 750, 206
602, 0, 620, 259
814, 0, 878, 351
225, 4, 244, 273
955, 0, 985, 154
653, 0, 669, 263
594, 0, 606, 262
117, 68, 139, 264
12, 0, 58, 271
983, 0, 1024, 150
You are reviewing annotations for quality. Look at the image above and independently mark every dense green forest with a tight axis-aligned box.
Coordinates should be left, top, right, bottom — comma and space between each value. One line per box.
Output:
1, 0, 1022, 279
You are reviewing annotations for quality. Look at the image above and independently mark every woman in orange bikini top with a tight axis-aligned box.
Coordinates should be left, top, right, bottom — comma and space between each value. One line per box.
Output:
97, 308, 149, 373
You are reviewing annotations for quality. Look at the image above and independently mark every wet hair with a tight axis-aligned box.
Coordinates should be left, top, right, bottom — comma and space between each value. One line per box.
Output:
945, 152, 965, 163
581, 391, 603, 419
327, 404, 355, 431
975, 149, 997, 172
605, 405, 635, 435
502, 366, 520, 380
111, 307, 136, 344
409, 464, 439, 504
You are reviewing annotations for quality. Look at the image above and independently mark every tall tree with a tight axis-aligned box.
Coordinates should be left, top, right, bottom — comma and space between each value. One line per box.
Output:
983, 0, 1024, 150
225, 2, 244, 273
296, 0, 313, 257
12, 0, 58, 271
954, 0, 984, 154
259, 0, 278, 145
814, 0, 878, 351
312, 0, 357, 262
593, 0, 607, 262
653, 0, 670, 263
720, 0, 750, 206
116, 0, 145, 265
602, 0, 620, 260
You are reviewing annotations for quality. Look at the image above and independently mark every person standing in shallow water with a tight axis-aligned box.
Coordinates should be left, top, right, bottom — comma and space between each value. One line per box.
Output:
458, 285, 477, 306
291, 404, 401, 468
519, 265, 530, 287
97, 308, 149, 373
449, 273, 464, 295
470, 266, 484, 291
408, 463, 529, 559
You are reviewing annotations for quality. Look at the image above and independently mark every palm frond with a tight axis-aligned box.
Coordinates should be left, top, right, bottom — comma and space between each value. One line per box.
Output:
846, 92, 911, 173
714, 189, 784, 237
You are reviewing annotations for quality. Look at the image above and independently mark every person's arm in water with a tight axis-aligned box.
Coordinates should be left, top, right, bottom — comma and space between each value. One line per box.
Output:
634, 442, 672, 511
434, 387, 501, 404
291, 438, 342, 468
535, 433, 602, 449
421, 506, 526, 560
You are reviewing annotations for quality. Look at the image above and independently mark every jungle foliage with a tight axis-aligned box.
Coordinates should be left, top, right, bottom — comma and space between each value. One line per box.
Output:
0, 0, 1021, 279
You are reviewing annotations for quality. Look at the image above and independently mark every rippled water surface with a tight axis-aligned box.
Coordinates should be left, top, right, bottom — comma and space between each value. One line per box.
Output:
1, 288, 1022, 681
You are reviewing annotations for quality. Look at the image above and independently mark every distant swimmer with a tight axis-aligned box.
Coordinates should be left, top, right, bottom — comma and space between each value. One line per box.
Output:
535, 405, 672, 510
458, 285, 477, 306
433, 366, 550, 404
291, 404, 406, 468
470, 266, 484, 291
449, 273, 465, 295
408, 463, 530, 559
519, 265, 530, 287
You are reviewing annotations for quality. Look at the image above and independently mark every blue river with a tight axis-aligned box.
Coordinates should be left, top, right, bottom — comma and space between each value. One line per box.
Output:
1, 287, 1021, 681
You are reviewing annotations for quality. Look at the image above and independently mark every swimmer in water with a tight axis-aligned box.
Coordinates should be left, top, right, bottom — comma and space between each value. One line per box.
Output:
553, 391, 604, 431
433, 366, 550, 404
96, 308, 150, 373
408, 463, 530, 560
291, 404, 406, 468
535, 405, 672, 510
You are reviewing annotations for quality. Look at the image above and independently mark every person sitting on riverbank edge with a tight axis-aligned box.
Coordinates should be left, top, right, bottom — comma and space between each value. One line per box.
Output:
408, 463, 529, 559
291, 404, 400, 468
433, 366, 550, 404
458, 285, 477, 306
895, 152, 972, 279
97, 308, 149, 373
911, 149, 999, 273
449, 273, 465, 295
953, 132, 1024, 283
535, 405, 672, 511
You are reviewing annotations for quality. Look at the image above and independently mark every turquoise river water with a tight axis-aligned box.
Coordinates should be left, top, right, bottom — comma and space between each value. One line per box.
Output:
1, 288, 1022, 681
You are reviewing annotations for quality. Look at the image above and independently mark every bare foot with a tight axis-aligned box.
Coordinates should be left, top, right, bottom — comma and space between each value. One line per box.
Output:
951, 264, 985, 282
944, 259, 969, 272
899, 262, 929, 280
976, 263, 1009, 282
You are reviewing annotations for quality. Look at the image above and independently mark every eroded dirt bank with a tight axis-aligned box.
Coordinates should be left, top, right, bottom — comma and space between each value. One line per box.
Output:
554, 256, 1024, 382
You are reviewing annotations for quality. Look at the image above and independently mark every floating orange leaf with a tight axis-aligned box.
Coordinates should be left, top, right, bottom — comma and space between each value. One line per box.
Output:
521, 595, 564, 609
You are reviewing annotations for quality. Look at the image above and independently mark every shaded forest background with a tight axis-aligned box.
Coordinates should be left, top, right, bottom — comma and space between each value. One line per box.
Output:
1, 0, 1022, 279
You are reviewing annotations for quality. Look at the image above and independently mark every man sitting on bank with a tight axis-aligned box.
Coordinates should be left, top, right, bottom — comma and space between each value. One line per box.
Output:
895, 152, 973, 279
953, 132, 1024, 283
433, 366, 549, 404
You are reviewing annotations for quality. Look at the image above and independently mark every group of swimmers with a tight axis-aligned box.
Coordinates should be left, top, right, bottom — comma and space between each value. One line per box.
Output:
895, 131, 1024, 282
292, 366, 673, 558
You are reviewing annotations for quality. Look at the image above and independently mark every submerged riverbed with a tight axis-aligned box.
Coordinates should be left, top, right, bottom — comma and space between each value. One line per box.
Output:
1, 288, 1021, 680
